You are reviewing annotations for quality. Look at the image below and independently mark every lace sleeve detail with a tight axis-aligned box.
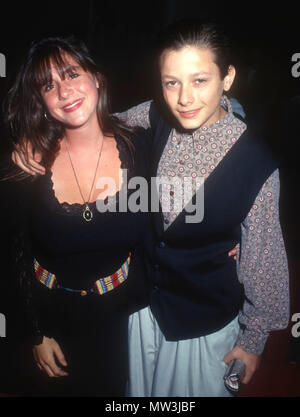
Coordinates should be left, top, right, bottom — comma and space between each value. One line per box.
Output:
235, 169, 290, 354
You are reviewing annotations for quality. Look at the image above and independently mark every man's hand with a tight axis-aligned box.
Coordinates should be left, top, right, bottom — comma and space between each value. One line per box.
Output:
12, 142, 45, 176
224, 345, 261, 384
228, 245, 239, 261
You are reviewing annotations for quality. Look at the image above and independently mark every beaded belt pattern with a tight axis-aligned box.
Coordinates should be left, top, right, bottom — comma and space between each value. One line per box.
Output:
33, 255, 131, 296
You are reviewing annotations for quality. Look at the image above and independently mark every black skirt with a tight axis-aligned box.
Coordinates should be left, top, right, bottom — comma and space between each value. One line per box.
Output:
30, 280, 130, 397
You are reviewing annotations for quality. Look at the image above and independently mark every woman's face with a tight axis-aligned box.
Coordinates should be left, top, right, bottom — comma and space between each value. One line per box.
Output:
40, 54, 99, 129
160, 46, 235, 130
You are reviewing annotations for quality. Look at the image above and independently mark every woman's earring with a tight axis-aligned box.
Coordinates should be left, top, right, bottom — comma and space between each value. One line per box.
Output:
44, 112, 50, 121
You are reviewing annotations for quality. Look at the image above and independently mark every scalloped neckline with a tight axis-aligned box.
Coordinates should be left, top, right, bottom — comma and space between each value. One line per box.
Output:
45, 135, 129, 211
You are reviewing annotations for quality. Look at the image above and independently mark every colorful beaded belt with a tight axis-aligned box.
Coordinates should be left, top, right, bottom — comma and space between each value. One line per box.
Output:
33, 255, 131, 296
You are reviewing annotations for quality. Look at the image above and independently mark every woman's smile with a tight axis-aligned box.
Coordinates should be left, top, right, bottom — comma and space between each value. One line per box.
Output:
62, 98, 85, 113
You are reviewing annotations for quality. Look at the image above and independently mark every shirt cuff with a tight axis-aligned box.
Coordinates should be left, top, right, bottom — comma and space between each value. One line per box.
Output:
235, 327, 269, 355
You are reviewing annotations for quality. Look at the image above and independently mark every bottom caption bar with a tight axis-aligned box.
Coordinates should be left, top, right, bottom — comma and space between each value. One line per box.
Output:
104, 399, 199, 414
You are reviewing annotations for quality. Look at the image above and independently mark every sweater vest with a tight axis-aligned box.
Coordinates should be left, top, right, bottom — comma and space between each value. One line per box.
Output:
144, 102, 279, 341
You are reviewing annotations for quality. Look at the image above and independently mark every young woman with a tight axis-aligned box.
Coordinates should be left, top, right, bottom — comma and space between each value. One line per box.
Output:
11, 20, 289, 397
5, 36, 152, 396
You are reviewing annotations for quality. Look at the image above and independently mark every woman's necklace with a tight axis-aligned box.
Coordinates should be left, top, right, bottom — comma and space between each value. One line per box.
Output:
64, 135, 104, 222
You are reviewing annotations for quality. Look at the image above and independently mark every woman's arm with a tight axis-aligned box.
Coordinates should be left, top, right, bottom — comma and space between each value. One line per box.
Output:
12, 180, 68, 377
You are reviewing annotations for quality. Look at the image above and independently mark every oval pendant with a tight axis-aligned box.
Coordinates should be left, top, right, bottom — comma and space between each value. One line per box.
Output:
83, 205, 93, 222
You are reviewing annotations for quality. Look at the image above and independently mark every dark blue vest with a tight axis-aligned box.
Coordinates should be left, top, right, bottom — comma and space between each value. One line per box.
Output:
144, 103, 279, 341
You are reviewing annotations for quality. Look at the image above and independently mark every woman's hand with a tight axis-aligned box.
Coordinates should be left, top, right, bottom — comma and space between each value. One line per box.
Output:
33, 336, 68, 377
224, 345, 261, 384
12, 142, 45, 176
